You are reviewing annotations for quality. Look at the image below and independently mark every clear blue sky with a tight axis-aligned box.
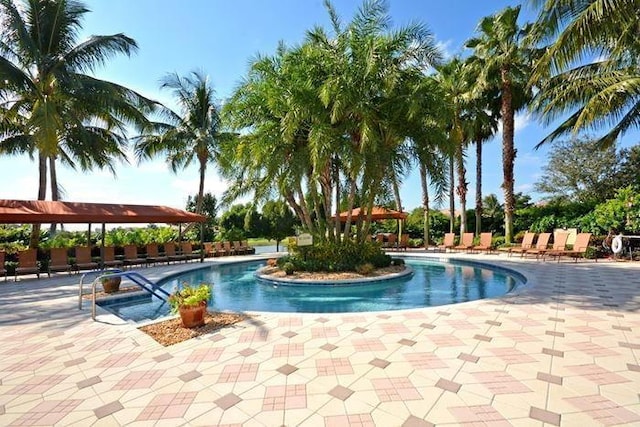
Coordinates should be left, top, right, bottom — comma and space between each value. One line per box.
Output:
1, 0, 636, 214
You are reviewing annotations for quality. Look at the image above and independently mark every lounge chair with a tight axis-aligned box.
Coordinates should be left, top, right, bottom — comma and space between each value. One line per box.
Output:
164, 242, 187, 263
224, 241, 236, 256
203, 242, 215, 258
180, 242, 200, 261
547, 232, 592, 262
101, 246, 123, 269
214, 241, 228, 257
472, 232, 493, 253
499, 232, 535, 257
241, 240, 255, 254
398, 234, 409, 251
385, 234, 397, 250
123, 244, 146, 268
521, 232, 551, 259
146, 243, 169, 265
453, 233, 474, 252
48, 247, 72, 276
542, 232, 569, 261
0, 251, 7, 281
233, 241, 247, 255
75, 246, 99, 271
15, 248, 40, 280
438, 233, 456, 252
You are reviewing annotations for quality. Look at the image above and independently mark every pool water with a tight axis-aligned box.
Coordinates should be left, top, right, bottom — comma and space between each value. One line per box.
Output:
100, 259, 523, 322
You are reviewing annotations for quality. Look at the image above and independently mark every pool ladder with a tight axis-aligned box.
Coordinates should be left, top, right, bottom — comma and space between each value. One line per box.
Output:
78, 269, 170, 320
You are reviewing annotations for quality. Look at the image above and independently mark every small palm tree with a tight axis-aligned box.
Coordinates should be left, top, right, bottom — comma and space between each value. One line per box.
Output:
135, 71, 232, 214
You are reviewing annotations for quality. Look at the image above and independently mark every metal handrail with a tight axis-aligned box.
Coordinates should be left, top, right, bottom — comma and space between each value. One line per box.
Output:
78, 269, 169, 320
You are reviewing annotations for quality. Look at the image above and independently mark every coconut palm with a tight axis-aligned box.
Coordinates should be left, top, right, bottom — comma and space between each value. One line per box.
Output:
465, 5, 534, 243
0, 0, 156, 246
135, 71, 232, 214
528, 0, 640, 148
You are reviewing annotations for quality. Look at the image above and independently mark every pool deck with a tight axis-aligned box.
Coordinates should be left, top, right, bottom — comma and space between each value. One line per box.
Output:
0, 251, 639, 426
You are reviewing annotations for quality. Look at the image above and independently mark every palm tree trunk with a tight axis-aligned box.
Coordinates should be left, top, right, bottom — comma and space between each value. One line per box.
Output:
475, 139, 483, 236
196, 158, 206, 214
343, 177, 357, 240
419, 163, 431, 248
449, 154, 455, 233
30, 153, 48, 248
391, 170, 402, 212
49, 156, 59, 234
333, 156, 341, 243
501, 70, 516, 244
456, 148, 467, 235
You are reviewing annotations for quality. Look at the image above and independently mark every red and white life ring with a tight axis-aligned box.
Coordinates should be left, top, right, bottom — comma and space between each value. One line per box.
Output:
611, 235, 624, 254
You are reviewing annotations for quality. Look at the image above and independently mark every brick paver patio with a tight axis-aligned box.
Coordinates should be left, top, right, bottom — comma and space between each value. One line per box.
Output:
0, 252, 639, 426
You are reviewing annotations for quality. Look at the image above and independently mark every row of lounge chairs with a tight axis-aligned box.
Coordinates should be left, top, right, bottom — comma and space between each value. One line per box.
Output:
0, 240, 256, 281
373, 234, 410, 250
438, 231, 592, 262
497, 232, 593, 262
438, 232, 494, 253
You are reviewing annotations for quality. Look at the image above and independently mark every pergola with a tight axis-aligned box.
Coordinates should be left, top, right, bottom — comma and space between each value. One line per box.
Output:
334, 206, 408, 222
0, 199, 207, 261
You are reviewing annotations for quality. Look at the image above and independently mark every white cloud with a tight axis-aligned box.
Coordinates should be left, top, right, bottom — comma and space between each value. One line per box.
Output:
435, 39, 454, 60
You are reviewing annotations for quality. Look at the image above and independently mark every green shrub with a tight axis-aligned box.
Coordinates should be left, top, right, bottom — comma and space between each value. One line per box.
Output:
391, 258, 405, 266
355, 263, 375, 275
282, 239, 392, 272
491, 236, 505, 248
283, 262, 295, 275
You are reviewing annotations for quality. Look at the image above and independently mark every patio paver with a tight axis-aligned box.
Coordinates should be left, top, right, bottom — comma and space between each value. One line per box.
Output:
0, 252, 639, 425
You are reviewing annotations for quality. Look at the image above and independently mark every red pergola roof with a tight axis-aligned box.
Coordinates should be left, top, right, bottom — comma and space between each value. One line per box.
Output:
334, 206, 408, 222
0, 200, 206, 224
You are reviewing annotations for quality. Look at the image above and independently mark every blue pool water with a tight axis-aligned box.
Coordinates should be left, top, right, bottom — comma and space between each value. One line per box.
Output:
101, 260, 523, 321
100, 258, 524, 322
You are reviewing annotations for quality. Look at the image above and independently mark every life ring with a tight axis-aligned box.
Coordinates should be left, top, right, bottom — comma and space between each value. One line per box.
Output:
611, 235, 624, 254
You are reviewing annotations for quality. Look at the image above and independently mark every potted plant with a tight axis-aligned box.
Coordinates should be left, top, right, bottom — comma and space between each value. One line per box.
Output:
100, 273, 122, 294
168, 282, 212, 328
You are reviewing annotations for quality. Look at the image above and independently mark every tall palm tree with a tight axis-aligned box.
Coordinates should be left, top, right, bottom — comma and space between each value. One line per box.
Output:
0, 0, 156, 247
528, 0, 640, 148
466, 6, 533, 243
434, 58, 471, 236
135, 71, 231, 214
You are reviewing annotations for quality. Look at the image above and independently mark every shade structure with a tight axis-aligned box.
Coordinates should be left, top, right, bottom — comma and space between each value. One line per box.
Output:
0, 200, 207, 224
334, 206, 408, 222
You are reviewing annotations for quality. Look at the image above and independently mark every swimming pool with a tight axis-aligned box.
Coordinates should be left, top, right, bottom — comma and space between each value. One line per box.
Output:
99, 258, 524, 321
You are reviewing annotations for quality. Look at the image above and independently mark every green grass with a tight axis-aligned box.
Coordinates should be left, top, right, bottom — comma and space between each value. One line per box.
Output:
247, 238, 287, 247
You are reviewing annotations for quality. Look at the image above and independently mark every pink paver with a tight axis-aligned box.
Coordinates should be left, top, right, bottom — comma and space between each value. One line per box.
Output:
218, 363, 259, 383
316, 357, 354, 376
186, 348, 224, 363
114, 370, 164, 390
371, 377, 422, 401
405, 352, 448, 369
136, 392, 196, 421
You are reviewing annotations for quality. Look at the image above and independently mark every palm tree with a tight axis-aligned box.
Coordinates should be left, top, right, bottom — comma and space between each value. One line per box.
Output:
0, 0, 156, 246
222, 0, 442, 243
434, 58, 471, 236
528, 0, 640, 148
466, 6, 533, 243
135, 71, 231, 214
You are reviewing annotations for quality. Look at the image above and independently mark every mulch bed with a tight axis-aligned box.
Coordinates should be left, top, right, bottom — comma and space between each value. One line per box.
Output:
260, 264, 405, 280
138, 312, 249, 346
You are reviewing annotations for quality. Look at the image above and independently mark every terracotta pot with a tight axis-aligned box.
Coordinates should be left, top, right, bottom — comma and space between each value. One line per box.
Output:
179, 302, 207, 328
102, 276, 122, 294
